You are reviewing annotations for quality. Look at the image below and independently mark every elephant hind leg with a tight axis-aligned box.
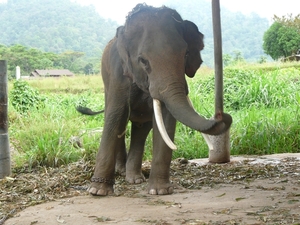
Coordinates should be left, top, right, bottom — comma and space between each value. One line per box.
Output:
126, 121, 152, 184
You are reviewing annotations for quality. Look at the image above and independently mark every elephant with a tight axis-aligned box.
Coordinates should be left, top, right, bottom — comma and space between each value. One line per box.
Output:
79, 3, 232, 196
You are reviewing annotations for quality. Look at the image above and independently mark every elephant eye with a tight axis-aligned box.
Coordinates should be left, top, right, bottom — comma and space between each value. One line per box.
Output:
138, 56, 148, 65
138, 56, 151, 72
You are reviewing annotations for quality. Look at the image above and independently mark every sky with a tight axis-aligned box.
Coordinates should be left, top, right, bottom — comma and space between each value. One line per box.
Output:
70, 0, 300, 24
0, 0, 299, 24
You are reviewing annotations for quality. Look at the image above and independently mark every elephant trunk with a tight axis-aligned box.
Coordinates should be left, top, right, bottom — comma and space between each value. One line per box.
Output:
162, 91, 232, 135
152, 83, 232, 149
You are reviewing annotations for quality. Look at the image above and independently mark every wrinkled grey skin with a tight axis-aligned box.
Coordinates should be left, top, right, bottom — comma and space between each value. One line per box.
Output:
86, 4, 232, 196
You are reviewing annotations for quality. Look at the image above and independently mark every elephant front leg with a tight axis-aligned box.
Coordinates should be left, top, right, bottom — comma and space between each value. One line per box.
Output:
126, 121, 152, 184
88, 112, 128, 196
115, 140, 127, 176
148, 105, 176, 195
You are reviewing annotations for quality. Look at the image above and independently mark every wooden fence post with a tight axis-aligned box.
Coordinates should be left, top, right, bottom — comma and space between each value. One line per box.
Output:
0, 60, 11, 178
16, 66, 20, 80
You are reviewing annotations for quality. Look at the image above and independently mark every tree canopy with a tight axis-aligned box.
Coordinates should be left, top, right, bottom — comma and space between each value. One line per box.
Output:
0, 0, 118, 57
263, 15, 300, 60
0, 0, 119, 75
0, 44, 96, 78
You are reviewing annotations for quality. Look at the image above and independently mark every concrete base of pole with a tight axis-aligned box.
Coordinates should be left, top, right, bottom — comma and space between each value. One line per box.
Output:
202, 129, 230, 163
0, 134, 11, 178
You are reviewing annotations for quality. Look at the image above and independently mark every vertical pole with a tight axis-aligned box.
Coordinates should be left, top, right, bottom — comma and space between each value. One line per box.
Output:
207, 0, 230, 163
0, 60, 11, 178
16, 66, 20, 80
212, 0, 223, 113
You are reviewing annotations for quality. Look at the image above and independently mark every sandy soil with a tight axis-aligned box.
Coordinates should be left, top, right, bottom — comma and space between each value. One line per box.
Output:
4, 153, 300, 225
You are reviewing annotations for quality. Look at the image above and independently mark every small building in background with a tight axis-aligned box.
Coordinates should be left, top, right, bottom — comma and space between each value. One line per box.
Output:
30, 69, 74, 77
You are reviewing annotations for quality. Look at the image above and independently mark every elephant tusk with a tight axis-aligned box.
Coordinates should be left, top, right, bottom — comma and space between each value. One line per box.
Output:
186, 96, 214, 150
153, 99, 177, 150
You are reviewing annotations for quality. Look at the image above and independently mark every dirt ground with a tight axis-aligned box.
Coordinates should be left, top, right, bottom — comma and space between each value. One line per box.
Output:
3, 153, 300, 225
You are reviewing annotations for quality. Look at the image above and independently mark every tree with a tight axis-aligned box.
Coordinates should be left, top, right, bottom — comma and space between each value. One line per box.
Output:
263, 15, 300, 60
0, 44, 86, 78
57, 51, 85, 72
0, 0, 118, 61
223, 54, 232, 66
273, 14, 300, 33
257, 56, 267, 64
83, 63, 94, 75
233, 50, 244, 62
263, 22, 283, 60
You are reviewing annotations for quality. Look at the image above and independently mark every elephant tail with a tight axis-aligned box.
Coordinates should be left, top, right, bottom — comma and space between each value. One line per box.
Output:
75, 105, 104, 115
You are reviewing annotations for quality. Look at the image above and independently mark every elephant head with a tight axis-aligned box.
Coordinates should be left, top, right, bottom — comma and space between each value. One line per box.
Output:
116, 4, 232, 149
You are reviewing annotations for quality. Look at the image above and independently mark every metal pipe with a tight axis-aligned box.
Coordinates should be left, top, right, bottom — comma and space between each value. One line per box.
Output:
212, 0, 223, 113
0, 60, 11, 178
207, 0, 230, 163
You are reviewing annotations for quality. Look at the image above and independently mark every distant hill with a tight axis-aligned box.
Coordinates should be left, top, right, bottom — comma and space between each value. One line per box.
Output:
165, 0, 270, 65
0, 0, 270, 67
0, 0, 118, 57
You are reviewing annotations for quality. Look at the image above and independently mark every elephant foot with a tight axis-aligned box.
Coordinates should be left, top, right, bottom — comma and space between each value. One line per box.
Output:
147, 182, 174, 195
88, 177, 114, 196
126, 172, 145, 184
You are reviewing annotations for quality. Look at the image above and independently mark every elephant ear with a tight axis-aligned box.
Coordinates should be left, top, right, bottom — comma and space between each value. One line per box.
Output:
116, 26, 134, 79
182, 20, 204, 78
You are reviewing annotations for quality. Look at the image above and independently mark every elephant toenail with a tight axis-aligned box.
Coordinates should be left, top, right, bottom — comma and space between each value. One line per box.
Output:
158, 189, 168, 195
88, 187, 97, 195
97, 189, 107, 196
149, 189, 157, 195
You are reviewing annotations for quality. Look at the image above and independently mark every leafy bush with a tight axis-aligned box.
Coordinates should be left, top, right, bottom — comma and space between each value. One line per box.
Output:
10, 80, 45, 113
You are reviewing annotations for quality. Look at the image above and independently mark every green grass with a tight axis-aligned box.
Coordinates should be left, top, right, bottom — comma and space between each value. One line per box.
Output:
8, 63, 300, 168
231, 106, 299, 155
227, 61, 300, 72
180, 65, 300, 158
9, 82, 105, 167
10, 75, 105, 94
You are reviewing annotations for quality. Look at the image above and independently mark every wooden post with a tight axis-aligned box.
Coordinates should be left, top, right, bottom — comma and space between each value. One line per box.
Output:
16, 66, 20, 80
207, 0, 230, 163
0, 60, 11, 178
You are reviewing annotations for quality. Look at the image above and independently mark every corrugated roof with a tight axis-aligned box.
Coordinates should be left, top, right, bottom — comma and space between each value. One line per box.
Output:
31, 69, 74, 76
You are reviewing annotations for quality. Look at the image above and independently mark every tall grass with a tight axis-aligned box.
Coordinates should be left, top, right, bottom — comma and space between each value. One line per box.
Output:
231, 106, 299, 155
9, 87, 105, 168
179, 65, 300, 158
8, 64, 300, 168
